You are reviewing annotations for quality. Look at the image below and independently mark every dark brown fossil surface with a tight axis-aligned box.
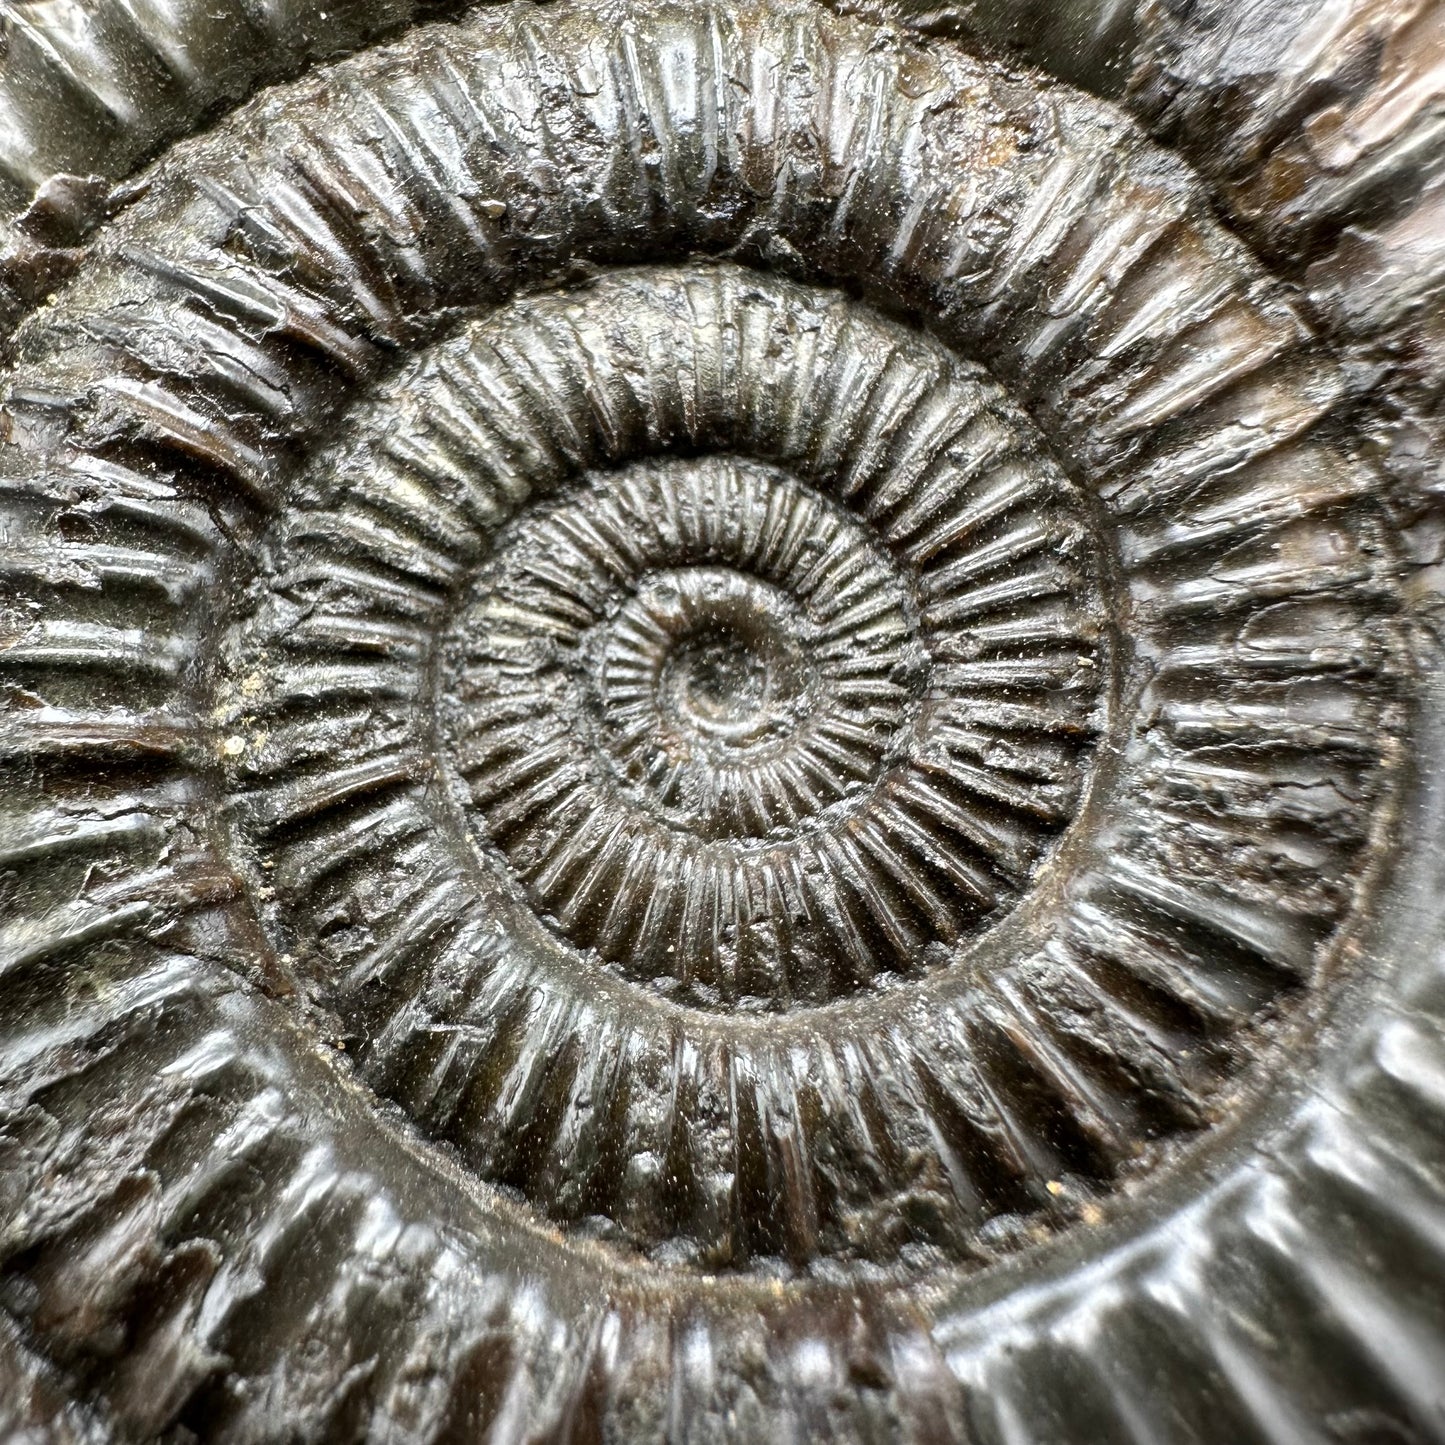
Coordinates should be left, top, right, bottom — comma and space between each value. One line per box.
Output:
0, 0, 1441, 1440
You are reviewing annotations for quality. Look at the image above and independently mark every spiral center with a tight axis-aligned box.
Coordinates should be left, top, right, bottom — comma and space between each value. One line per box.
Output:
670, 629, 772, 731
633, 569, 814, 749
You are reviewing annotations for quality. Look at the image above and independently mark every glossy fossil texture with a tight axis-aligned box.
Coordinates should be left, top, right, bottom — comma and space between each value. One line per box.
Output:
0, 0, 1441, 1441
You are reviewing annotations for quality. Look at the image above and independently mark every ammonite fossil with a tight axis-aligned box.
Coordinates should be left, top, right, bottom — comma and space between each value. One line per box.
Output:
0, 0, 1441, 1438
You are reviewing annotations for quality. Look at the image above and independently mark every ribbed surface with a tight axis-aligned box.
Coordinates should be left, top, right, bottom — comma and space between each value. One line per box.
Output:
1130, 0, 1445, 426
0, 0, 1430, 1438
224, 268, 1103, 1017
0, 0, 472, 329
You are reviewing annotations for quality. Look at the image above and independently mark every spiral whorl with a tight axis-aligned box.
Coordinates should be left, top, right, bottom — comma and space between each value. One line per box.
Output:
0, 0, 1427, 1437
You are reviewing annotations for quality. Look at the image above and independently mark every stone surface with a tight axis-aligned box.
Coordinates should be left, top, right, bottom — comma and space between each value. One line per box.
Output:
0, 0, 1441, 1440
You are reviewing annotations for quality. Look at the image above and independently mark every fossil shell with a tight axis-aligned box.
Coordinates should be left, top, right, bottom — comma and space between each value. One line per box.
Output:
0, 0, 1440, 1440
